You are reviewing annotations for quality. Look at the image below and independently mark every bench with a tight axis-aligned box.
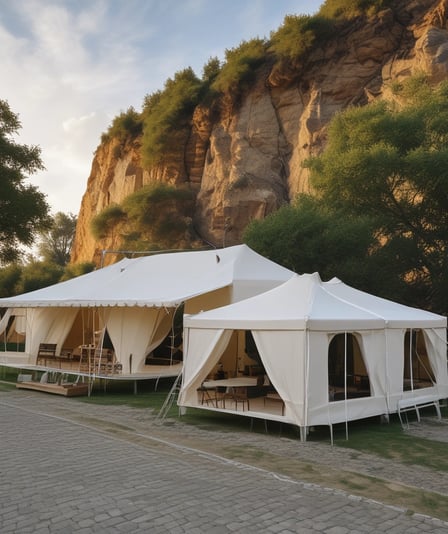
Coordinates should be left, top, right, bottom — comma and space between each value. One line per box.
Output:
397, 395, 442, 428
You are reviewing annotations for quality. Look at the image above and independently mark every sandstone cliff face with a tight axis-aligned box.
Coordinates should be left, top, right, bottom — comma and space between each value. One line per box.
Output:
71, 0, 448, 266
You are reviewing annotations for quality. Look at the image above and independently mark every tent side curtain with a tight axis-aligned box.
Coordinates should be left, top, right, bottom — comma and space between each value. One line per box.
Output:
0, 309, 12, 337
422, 328, 448, 394
252, 330, 306, 427
24, 308, 78, 356
179, 328, 233, 406
353, 331, 386, 400
145, 309, 174, 356
106, 307, 174, 374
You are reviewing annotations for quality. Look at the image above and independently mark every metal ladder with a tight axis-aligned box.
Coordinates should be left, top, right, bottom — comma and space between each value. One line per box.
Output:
155, 371, 182, 423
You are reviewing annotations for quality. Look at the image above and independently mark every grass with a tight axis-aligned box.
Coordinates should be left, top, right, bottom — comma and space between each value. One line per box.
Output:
80, 379, 448, 471
2, 367, 448, 471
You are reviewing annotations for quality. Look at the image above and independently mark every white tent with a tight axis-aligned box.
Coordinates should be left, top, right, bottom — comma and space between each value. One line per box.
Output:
178, 273, 448, 437
0, 245, 294, 377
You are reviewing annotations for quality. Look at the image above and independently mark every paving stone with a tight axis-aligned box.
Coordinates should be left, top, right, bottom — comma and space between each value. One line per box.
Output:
1, 389, 448, 533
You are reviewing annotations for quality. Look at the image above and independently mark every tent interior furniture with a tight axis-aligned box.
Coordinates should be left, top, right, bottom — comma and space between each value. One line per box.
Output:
264, 392, 285, 415
197, 384, 218, 407
36, 343, 57, 366
231, 386, 250, 411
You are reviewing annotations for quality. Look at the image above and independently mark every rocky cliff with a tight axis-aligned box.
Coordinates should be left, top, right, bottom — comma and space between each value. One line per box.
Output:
71, 0, 448, 266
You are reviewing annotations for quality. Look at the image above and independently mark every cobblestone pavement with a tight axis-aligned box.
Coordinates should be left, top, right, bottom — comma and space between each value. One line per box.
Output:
1, 389, 448, 533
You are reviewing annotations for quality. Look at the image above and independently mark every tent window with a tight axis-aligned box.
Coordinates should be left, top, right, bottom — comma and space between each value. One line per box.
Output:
403, 330, 435, 391
328, 333, 371, 402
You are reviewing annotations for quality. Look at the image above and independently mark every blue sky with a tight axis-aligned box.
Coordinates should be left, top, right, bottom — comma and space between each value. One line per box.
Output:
1, 0, 322, 215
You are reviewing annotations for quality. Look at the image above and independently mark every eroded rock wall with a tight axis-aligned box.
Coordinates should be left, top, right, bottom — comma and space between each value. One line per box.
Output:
71, 0, 448, 265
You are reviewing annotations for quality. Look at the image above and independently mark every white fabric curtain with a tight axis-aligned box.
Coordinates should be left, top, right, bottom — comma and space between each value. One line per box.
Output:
144, 308, 174, 356
45, 309, 78, 352
252, 330, 305, 426
179, 328, 232, 406
356, 331, 386, 398
24, 308, 78, 357
423, 328, 448, 392
0, 309, 12, 337
106, 307, 173, 374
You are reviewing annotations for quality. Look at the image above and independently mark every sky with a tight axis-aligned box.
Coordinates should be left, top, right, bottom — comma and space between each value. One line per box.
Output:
1, 0, 322, 216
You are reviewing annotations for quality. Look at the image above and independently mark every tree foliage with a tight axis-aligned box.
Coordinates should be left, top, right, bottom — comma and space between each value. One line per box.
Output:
211, 39, 267, 96
101, 106, 143, 144
141, 68, 204, 168
90, 204, 127, 240
245, 78, 448, 314
0, 100, 50, 263
269, 15, 333, 63
244, 195, 391, 290
37, 212, 77, 266
303, 78, 448, 313
91, 183, 196, 251
318, 0, 391, 19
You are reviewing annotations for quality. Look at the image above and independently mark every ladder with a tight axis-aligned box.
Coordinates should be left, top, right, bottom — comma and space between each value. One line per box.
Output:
155, 371, 182, 423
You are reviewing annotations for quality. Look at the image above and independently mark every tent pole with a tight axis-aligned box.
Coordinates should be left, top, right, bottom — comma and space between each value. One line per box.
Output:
344, 331, 349, 441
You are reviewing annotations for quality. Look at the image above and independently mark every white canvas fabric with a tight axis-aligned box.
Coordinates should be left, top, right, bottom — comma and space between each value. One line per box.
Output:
0, 245, 294, 375
179, 273, 448, 431
0, 245, 293, 308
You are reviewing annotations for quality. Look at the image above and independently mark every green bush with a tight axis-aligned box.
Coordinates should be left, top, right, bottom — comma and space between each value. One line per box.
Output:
90, 184, 196, 250
211, 38, 267, 96
19, 261, 64, 293
141, 68, 204, 168
202, 56, 221, 85
61, 262, 95, 281
270, 15, 334, 62
318, 0, 391, 19
90, 204, 127, 240
101, 107, 143, 144
0, 264, 22, 297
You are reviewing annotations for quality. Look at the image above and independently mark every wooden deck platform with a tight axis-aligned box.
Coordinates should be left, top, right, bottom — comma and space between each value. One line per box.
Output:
16, 381, 89, 397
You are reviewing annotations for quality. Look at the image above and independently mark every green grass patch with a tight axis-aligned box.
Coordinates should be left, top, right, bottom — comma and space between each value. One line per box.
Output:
327, 412, 448, 472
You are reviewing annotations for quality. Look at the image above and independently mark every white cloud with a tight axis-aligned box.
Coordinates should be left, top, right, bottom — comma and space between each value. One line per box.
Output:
1, 0, 320, 215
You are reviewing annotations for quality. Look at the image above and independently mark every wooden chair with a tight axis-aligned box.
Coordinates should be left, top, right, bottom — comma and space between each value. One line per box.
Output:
36, 343, 58, 366
232, 387, 250, 411
197, 385, 217, 406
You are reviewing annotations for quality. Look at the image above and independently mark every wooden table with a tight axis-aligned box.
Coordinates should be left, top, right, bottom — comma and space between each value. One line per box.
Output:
202, 377, 258, 389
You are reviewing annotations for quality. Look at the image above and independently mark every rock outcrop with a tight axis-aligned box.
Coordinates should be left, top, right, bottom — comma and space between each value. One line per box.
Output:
71, 0, 448, 266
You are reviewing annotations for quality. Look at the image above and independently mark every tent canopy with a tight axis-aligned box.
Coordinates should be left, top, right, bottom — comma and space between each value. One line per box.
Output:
184, 273, 447, 330
0, 245, 294, 308
180, 272, 447, 433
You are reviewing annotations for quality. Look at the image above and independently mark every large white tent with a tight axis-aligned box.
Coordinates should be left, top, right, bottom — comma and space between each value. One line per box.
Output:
0, 245, 294, 378
178, 273, 448, 437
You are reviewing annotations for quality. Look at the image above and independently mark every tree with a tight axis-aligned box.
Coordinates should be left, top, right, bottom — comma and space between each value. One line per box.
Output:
0, 100, 50, 263
304, 78, 448, 313
18, 260, 64, 294
37, 212, 77, 266
243, 195, 402, 294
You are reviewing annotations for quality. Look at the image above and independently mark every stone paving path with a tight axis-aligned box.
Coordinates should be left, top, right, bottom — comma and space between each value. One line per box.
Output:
1, 389, 448, 533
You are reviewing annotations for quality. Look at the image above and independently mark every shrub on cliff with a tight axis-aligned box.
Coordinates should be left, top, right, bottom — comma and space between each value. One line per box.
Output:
270, 15, 334, 63
141, 68, 204, 168
101, 107, 143, 144
211, 38, 267, 96
91, 184, 196, 250
318, 0, 392, 19
90, 204, 127, 240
